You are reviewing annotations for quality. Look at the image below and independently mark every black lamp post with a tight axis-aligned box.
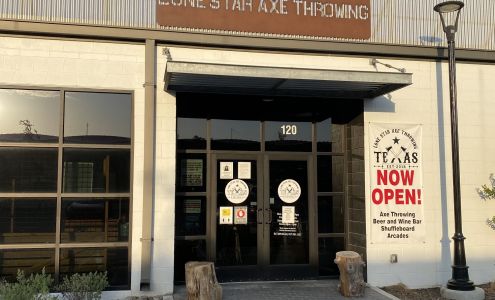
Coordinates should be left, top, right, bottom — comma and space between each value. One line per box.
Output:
434, 1, 475, 291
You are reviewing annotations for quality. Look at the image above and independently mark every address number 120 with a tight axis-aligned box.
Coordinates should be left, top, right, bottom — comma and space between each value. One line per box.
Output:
280, 125, 297, 135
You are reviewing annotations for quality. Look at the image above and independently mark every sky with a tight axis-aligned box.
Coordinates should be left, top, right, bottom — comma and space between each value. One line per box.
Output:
0, 89, 131, 138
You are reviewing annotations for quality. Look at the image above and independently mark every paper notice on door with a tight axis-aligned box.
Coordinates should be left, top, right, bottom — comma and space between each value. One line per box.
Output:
220, 162, 234, 179
282, 206, 295, 224
238, 162, 251, 179
219, 206, 233, 224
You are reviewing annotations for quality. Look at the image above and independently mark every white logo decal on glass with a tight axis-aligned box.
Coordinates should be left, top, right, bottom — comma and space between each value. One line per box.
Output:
277, 179, 301, 203
225, 179, 249, 204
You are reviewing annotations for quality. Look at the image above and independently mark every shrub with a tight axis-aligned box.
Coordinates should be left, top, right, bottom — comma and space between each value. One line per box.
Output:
57, 271, 108, 300
479, 174, 495, 230
0, 268, 54, 300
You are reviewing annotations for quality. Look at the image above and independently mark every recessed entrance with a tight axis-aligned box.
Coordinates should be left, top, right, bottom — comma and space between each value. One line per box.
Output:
174, 93, 366, 283
213, 155, 313, 281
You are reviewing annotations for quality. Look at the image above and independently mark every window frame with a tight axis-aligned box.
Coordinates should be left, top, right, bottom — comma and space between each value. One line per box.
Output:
0, 85, 133, 289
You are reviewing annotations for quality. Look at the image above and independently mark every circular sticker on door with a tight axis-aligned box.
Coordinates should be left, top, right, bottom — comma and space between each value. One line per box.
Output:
225, 179, 249, 204
278, 179, 301, 203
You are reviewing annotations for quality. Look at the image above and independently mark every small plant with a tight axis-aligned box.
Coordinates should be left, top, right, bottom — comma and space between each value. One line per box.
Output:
478, 174, 495, 230
57, 271, 108, 300
0, 268, 54, 300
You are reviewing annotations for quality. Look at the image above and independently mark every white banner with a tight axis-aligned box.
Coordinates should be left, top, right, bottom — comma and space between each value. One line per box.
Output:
369, 123, 424, 243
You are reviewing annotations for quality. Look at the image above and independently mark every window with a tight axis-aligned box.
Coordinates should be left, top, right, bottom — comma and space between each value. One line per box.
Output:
0, 88, 132, 289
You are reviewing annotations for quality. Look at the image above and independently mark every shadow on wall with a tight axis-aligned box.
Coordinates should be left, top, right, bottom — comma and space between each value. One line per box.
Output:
366, 95, 396, 113
435, 48, 452, 279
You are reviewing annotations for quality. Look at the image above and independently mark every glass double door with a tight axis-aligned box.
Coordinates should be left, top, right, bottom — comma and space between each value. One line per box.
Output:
212, 154, 316, 281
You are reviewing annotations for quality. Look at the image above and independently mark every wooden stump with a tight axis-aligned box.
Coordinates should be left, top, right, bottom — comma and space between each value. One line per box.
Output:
185, 261, 222, 300
334, 251, 366, 297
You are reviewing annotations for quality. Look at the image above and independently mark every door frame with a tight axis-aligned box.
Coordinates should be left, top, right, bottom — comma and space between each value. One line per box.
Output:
209, 152, 318, 280
263, 152, 318, 268
209, 153, 264, 278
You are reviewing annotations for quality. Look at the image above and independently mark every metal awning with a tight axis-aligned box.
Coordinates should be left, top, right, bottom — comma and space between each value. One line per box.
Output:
164, 61, 412, 99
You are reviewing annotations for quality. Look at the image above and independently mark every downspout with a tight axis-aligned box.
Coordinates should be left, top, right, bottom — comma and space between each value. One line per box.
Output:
141, 39, 156, 289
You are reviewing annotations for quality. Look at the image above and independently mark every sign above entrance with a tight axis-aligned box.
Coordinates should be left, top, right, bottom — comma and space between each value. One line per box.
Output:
225, 179, 250, 204
278, 179, 301, 203
156, 0, 371, 40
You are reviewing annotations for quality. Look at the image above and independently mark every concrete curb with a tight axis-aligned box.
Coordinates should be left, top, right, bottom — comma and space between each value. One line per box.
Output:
367, 284, 401, 300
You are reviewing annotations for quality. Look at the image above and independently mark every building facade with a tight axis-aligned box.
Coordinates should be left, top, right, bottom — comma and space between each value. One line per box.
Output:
0, 0, 494, 298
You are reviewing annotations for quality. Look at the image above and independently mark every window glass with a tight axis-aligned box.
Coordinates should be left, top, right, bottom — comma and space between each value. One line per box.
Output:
265, 121, 312, 152
317, 118, 344, 152
174, 240, 206, 283
63, 148, 130, 193
175, 197, 206, 236
0, 148, 58, 192
0, 198, 56, 244
177, 118, 207, 150
317, 155, 344, 193
0, 89, 59, 143
176, 154, 206, 193
211, 119, 260, 151
0, 249, 55, 282
318, 196, 344, 233
61, 198, 129, 243
64, 92, 131, 145
318, 237, 344, 276
60, 247, 129, 288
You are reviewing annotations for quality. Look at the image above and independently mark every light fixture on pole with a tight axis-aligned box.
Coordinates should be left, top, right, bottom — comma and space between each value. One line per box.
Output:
433, 1, 474, 292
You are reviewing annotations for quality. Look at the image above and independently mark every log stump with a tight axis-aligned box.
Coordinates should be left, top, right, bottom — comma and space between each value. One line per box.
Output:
334, 251, 366, 297
185, 261, 222, 300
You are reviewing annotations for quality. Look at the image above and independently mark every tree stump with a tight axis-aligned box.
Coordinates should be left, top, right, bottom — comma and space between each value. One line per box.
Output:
185, 261, 222, 300
334, 251, 366, 297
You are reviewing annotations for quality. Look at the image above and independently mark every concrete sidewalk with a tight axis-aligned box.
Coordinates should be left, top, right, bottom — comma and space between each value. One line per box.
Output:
173, 280, 396, 300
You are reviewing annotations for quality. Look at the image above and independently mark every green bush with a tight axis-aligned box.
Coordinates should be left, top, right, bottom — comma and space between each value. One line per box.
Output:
479, 174, 495, 229
0, 268, 54, 300
57, 271, 108, 300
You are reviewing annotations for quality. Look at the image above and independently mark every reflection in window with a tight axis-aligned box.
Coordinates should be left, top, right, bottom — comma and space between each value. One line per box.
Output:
265, 121, 312, 152
177, 118, 207, 150
176, 154, 206, 193
60, 247, 128, 287
317, 118, 344, 152
175, 197, 206, 236
61, 198, 129, 243
317, 155, 344, 193
174, 240, 206, 282
0, 88, 131, 289
318, 196, 344, 233
64, 92, 131, 145
211, 119, 260, 151
318, 237, 344, 276
0, 198, 56, 244
0, 148, 58, 192
63, 162, 94, 193
0, 249, 55, 282
63, 149, 130, 193
0, 89, 59, 143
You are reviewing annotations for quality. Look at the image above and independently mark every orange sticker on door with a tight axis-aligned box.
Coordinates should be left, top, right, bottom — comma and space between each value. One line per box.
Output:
234, 206, 248, 224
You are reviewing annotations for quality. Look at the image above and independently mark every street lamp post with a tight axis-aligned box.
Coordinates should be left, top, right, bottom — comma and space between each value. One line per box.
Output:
434, 1, 474, 292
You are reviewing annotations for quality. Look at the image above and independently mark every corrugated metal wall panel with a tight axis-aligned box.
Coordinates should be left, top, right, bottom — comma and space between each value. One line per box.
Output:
0, 0, 493, 51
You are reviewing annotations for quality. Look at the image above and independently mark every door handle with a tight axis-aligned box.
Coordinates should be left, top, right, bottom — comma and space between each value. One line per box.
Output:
265, 208, 272, 224
257, 208, 263, 224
